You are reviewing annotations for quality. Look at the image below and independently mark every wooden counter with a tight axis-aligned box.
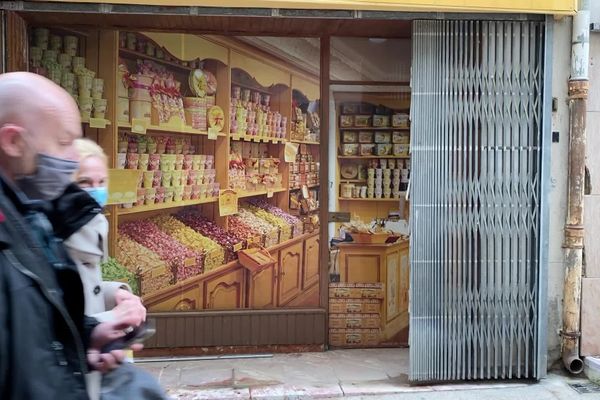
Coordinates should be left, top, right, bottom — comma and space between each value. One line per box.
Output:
144, 232, 320, 312
337, 240, 409, 341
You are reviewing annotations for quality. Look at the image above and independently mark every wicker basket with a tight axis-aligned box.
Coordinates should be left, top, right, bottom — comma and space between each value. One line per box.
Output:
349, 232, 391, 244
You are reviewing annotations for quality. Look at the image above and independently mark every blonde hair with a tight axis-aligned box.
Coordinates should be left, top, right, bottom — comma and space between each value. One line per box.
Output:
74, 138, 108, 166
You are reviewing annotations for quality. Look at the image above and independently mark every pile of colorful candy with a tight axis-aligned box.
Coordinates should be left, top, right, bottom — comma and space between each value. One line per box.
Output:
234, 208, 279, 248
120, 220, 204, 281
116, 235, 174, 296
152, 215, 225, 272
175, 210, 245, 262
246, 199, 304, 237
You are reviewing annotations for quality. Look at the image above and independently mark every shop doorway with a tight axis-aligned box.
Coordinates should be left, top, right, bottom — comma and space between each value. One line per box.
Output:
327, 20, 550, 383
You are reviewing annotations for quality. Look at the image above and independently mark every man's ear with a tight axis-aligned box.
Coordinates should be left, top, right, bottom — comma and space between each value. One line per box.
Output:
0, 125, 26, 157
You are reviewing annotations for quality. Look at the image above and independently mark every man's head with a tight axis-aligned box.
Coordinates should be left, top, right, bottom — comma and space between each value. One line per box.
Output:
0, 72, 82, 199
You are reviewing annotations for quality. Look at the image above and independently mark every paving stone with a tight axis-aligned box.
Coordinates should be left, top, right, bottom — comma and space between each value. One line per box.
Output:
168, 387, 250, 399
250, 384, 344, 399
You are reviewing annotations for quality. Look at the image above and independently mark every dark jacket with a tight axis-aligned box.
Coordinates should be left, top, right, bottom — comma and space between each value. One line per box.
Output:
0, 176, 98, 400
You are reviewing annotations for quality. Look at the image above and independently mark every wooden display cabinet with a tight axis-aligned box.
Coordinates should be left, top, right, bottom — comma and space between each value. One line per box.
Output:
337, 240, 409, 340
19, 25, 324, 333
145, 232, 319, 312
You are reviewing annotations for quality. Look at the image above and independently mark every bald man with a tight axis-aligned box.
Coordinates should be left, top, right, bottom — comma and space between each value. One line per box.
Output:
0, 72, 140, 399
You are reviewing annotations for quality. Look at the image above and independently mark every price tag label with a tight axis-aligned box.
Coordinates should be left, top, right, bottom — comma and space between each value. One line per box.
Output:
248, 235, 261, 245
89, 118, 107, 129
233, 242, 243, 252
219, 189, 239, 217
208, 127, 219, 140
107, 169, 140, 205
284, 142, 300, 163
131, 118, 148, 135
151, 265, 167, 279
184, 258, 196, 268
267, 190, 274, 198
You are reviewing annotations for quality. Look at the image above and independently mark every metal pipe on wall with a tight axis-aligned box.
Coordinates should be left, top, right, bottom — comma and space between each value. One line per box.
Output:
562, 0, 590, 375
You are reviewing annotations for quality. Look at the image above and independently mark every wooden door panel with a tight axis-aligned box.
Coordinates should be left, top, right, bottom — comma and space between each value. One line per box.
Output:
278, 241, 303, 306
385, 250, 401, 323
303, 234, 320, 290
248, 264, 277, 309
399, 246, 410, 311
204, 268, 246, 309
343, 254, 381, 283
146, 285, 203, 312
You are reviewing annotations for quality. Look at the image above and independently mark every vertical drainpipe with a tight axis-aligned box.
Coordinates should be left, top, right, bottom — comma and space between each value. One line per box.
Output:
562, 0, 590, 375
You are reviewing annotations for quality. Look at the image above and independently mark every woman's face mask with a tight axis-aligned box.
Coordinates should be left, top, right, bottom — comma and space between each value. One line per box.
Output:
83, 186, 108, 208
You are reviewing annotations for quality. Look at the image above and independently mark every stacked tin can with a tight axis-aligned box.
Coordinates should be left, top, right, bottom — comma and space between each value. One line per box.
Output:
367, 168, 375, 198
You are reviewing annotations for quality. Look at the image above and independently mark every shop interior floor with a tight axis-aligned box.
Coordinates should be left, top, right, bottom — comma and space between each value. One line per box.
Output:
137, 348, 598, 399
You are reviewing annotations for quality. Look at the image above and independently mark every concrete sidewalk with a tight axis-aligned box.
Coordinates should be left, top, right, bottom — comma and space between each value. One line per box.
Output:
138, 348, 600, 399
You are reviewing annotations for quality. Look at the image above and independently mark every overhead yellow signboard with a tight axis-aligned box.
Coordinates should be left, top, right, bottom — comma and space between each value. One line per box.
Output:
44, 0, 577, 15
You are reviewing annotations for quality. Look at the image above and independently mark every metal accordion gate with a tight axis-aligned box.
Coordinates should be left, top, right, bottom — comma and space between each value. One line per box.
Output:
409, 19, 548, 383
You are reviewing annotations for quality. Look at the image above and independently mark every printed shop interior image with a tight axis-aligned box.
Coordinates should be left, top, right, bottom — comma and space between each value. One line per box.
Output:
8, 10, 546, 383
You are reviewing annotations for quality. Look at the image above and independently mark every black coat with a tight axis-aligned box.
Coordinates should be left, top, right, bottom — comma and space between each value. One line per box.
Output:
0, 177, 99, 400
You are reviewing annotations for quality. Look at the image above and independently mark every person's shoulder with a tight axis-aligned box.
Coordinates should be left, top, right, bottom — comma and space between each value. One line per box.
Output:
0, 208, 9, 250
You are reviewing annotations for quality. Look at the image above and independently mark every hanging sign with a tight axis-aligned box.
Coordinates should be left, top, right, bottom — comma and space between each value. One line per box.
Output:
219, 189, 239, 216
207, 127, 219, 140
131, 118, 148, 135
89, 118, 108, 129
284, 142, 299, 163
107, 169, 140, 205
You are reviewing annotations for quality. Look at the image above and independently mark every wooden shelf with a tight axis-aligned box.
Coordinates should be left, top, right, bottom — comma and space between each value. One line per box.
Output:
340, 127, 410, 131
82, 118, 111, 127
231, 80, 272, 95
118, 122, 226, 137
339, 197, 405, 202
339, 179, 366, 183
290, 139, 320, 145
338, 155, 410, 159
117, 197, 218, 215
119, 48, 193, 73
230, 134, 286, 144
290, 184, 319, 190
238, 188, 287, 198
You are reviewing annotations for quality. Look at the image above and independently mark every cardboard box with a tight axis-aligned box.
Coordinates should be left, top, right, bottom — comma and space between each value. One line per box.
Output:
329, 298, 381, 314
329, 314, 381, 329
329, 283, 385, 299
329, 328, 382, 347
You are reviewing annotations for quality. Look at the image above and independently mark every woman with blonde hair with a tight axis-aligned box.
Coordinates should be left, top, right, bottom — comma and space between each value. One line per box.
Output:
62, 138, 165, 400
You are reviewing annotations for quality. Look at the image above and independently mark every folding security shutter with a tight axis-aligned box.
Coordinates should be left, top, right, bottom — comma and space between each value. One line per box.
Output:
409, 20, 546, 383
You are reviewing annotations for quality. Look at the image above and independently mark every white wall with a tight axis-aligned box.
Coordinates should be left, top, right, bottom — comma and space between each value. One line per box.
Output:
547, 16, 572, 365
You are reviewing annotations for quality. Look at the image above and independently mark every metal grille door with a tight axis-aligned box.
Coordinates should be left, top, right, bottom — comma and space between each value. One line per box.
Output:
409, 20, 546, 382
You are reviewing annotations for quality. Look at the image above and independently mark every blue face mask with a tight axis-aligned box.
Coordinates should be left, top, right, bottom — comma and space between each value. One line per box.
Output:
84, 187, 108, 208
